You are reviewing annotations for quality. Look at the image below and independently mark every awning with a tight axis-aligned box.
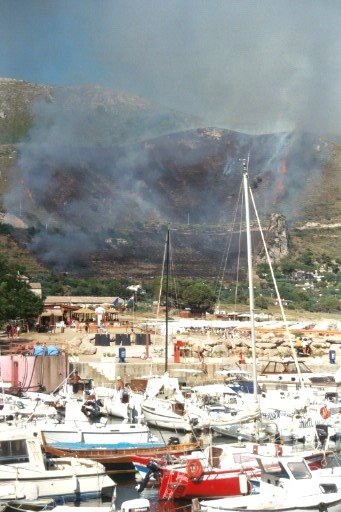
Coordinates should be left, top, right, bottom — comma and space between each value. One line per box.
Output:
40, 308, 63, 317
73, 307, 95, 314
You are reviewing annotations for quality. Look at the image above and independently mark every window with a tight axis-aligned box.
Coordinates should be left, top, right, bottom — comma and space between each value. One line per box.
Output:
287, 462, 312, 479
0, 439, 29, 463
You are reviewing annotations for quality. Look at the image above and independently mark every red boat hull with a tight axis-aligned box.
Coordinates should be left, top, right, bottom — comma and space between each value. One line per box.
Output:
158, 465, 253, 500
134, 445, 332, 501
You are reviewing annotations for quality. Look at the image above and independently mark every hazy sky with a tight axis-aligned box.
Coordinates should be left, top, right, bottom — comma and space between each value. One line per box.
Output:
1, 0, 340, 133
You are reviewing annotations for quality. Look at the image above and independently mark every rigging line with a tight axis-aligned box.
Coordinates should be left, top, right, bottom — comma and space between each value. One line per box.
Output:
169, 243, 180, 315
22, 355, 38, 392
21, 354, 29, 389
215, 181, 243, 306
215, 182, 242, 287
169, 236, 182, 316
156, 231, 167, 321
249, 186, 303, 385
51, 370, 74, 395
38, 353, 45, 387
234, 191, 244, 310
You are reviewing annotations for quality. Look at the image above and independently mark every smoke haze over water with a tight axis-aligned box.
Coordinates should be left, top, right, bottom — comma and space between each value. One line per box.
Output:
1, 0, 340, 134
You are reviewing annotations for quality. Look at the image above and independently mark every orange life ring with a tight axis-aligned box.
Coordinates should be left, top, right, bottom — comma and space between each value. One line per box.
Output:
186, 459, 203, 480
320, 406, 331, 420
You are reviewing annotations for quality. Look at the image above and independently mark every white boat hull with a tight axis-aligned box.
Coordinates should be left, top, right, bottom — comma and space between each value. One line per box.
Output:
200, 493, 341, 512
141, 403, 198, 432
40, 422, 153, 445
0, 459, 114, 501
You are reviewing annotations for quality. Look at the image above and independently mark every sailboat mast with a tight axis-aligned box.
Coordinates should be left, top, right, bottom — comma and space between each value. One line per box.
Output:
165, 228, 170, 372
242, 159, 258, 401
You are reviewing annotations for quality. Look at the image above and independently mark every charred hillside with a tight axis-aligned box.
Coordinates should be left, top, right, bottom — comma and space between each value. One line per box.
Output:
0, 79, 340, 279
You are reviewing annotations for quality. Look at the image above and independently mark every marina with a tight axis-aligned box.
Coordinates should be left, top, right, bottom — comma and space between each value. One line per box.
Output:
0, 160, 339, 512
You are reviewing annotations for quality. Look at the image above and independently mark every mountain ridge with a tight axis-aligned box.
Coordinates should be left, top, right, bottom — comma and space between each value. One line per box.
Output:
0, 78, 340, 280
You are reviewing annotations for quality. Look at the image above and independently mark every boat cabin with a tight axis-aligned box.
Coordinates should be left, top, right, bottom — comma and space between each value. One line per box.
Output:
258, 456, 313, 487
0, 428, 47, 471
258, 359, 336, 388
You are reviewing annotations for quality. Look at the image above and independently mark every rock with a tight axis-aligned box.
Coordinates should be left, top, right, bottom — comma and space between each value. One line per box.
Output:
256, 213, 289, 264
79, 343, 97, 355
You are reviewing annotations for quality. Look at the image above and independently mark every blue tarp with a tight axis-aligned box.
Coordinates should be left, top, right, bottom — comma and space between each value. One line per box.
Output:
46, 345, 60, 355
33, 345, 60, 356
33, 345, 45, 356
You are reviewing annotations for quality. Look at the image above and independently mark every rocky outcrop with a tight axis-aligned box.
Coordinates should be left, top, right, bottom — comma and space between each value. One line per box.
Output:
256, 213, 289, 264
66, 334, 97, 355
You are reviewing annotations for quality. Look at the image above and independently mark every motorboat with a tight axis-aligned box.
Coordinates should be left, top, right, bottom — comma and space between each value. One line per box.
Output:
0, 427, 115, 501
34, 399, 158, 446
53, 498, 150, 512
215, 369, 261, 395
257, 358, 338, 392
136, 439, 331, 500
94, 385, 143, 421
140, 374, 208, 432
197, 454, 341, 512
212, 418, 279, 443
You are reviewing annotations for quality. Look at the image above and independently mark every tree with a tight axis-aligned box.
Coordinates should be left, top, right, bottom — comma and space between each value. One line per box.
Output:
255, 295, 269, 309
0, 257, 43, 325
181, 281, 216, 314
279, 257, 297, 275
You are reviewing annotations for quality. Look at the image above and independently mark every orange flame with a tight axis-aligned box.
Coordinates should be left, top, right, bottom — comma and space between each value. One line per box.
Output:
272, 159, 287, 204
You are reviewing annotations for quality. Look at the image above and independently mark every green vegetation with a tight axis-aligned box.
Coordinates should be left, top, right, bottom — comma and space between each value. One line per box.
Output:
39, 274, 133, 299
179, 281, 216, 314
254, 252, 341, 313
0, 255, 43, 325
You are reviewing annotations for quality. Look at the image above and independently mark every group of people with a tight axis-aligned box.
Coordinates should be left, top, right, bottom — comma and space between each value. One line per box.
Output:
295, 337, 312, 356
6, 323, 20, 338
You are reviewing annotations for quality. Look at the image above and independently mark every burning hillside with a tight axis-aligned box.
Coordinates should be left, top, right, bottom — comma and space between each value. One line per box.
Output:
0, 80, 338, 277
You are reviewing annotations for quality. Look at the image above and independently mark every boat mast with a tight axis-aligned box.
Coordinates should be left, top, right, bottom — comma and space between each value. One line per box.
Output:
165, 228, 170, 373
242, 159, 258, 401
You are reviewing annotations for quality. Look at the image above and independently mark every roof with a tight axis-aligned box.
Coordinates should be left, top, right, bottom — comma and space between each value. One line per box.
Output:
29, 283, 42, 289
44, 296, 121, 306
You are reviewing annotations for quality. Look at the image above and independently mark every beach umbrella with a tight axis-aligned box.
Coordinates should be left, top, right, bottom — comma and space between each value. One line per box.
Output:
74, 307, 94, 314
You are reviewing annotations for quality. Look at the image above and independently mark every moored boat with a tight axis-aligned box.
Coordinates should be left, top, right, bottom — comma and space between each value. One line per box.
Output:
136, 440, 333, 500
197, 454, 341, 512
0, 427, 115, 502
35, 399, 157, 446
41, 435, 201, 474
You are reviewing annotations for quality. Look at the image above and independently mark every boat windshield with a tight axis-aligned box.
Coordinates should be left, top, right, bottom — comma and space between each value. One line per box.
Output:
260, 460, 311, 480
261, 361, 313, 374
287, 461, 312, 479
233, 453, 257, 465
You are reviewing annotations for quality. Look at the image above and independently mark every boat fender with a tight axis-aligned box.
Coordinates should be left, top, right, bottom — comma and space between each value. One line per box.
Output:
239, 473, 249, 495
168, 436, 180, 445
320, 406, 330, 420
186, 459, 203, 480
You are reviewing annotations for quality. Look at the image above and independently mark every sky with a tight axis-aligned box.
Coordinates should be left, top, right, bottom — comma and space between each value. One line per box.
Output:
1, 0, 341, 134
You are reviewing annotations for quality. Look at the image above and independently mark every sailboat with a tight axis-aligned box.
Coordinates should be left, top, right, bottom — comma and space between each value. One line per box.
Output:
140, 229, 209, 432
136, 162, 337, 501
210, 159, 268, 442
